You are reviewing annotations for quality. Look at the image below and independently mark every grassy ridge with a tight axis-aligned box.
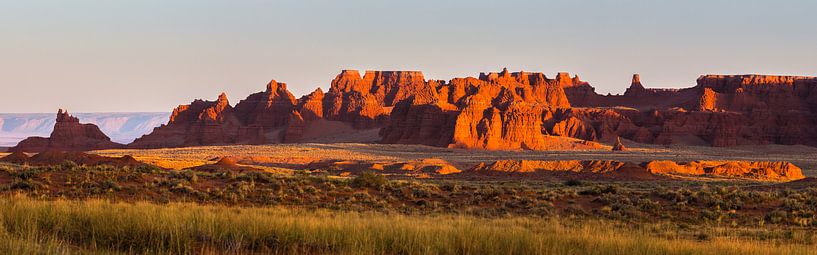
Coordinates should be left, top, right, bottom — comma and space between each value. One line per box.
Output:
0, 195, 811, 255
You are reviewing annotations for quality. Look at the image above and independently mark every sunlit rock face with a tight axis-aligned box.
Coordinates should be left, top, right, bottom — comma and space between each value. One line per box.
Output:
124, 70, 817, 149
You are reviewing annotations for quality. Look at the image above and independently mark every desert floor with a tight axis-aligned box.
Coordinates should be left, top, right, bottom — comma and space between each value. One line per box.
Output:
2, 143, 817, 254
87, 142, 817, 177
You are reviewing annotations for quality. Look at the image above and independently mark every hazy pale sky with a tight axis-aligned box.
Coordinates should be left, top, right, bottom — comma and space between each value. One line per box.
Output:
1, 0, 815, 113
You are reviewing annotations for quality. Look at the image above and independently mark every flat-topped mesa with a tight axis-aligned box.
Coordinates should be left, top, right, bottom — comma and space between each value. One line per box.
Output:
695, 74, 817, 112
697, 74, 817, 88
362, 70, 425, 87
10, 109, 123, 152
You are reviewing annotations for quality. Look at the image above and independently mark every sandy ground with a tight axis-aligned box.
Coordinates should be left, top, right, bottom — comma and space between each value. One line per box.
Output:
93, 141, 817, 177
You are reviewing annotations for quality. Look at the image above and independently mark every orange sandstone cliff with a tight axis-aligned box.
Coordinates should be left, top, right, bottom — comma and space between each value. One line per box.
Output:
127, 70, 817, 149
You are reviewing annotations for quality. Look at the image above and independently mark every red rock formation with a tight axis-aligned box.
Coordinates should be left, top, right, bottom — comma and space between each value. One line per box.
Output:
470, 160, 657, 180
282, 111, 306, 143
472, 159, 804, 181
382, 68, 578, 150
323, 70, 433, 128
130, 93, 244, 148
132, 80, 308, 148
127, 70, 817, 149
233, 80, 297, 129
297, 88, 324, 121
557, 74, 817, 147
10, 109, 123, 152
645, 160, 804, 181
40, 152, 142, 167
187, 156, 262, 173
696, 75, 817, 112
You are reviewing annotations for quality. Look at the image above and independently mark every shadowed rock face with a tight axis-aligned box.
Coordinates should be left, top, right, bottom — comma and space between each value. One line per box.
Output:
9, 110, 123, 152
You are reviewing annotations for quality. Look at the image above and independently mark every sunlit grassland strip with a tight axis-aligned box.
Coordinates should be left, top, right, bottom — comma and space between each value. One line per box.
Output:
0, 195, 810, 255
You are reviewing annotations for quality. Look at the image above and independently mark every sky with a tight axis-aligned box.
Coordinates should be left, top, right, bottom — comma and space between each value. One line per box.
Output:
1, 0, 816, 113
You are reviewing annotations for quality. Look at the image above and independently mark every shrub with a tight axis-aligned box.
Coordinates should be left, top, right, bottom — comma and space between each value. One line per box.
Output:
767, 210, 788, 224
351, 172, 387, 189
10, 180, 36, 191
578, 185, 618, 196
100, 180, 122, 191
564, 179, 583, 186
60, 160, 79, 170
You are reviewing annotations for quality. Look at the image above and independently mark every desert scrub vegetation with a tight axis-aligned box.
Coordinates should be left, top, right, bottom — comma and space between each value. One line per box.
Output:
0, 162, 816, 242
0, 195, 813, 255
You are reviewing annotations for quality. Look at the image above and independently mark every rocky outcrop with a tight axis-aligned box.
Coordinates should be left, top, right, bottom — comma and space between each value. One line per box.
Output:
471, 159, 804, 181
187, 156, 262, 173
130, 93, 245, 148
382, 68, 580, 150
296, 88, 324, 121
470, 160, 657, 180
1, 151, 144, 167
10, 110, 123, 152
322, 70, 434, 128
233, 80, 297, 129
131, 80, 306, 148
645, 160, 804, 181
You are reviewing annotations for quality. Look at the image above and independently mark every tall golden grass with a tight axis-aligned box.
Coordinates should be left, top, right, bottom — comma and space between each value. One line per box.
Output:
0, 195, 810, 254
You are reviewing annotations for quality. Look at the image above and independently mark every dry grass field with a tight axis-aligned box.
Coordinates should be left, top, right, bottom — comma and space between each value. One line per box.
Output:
0, 195, 814, 255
